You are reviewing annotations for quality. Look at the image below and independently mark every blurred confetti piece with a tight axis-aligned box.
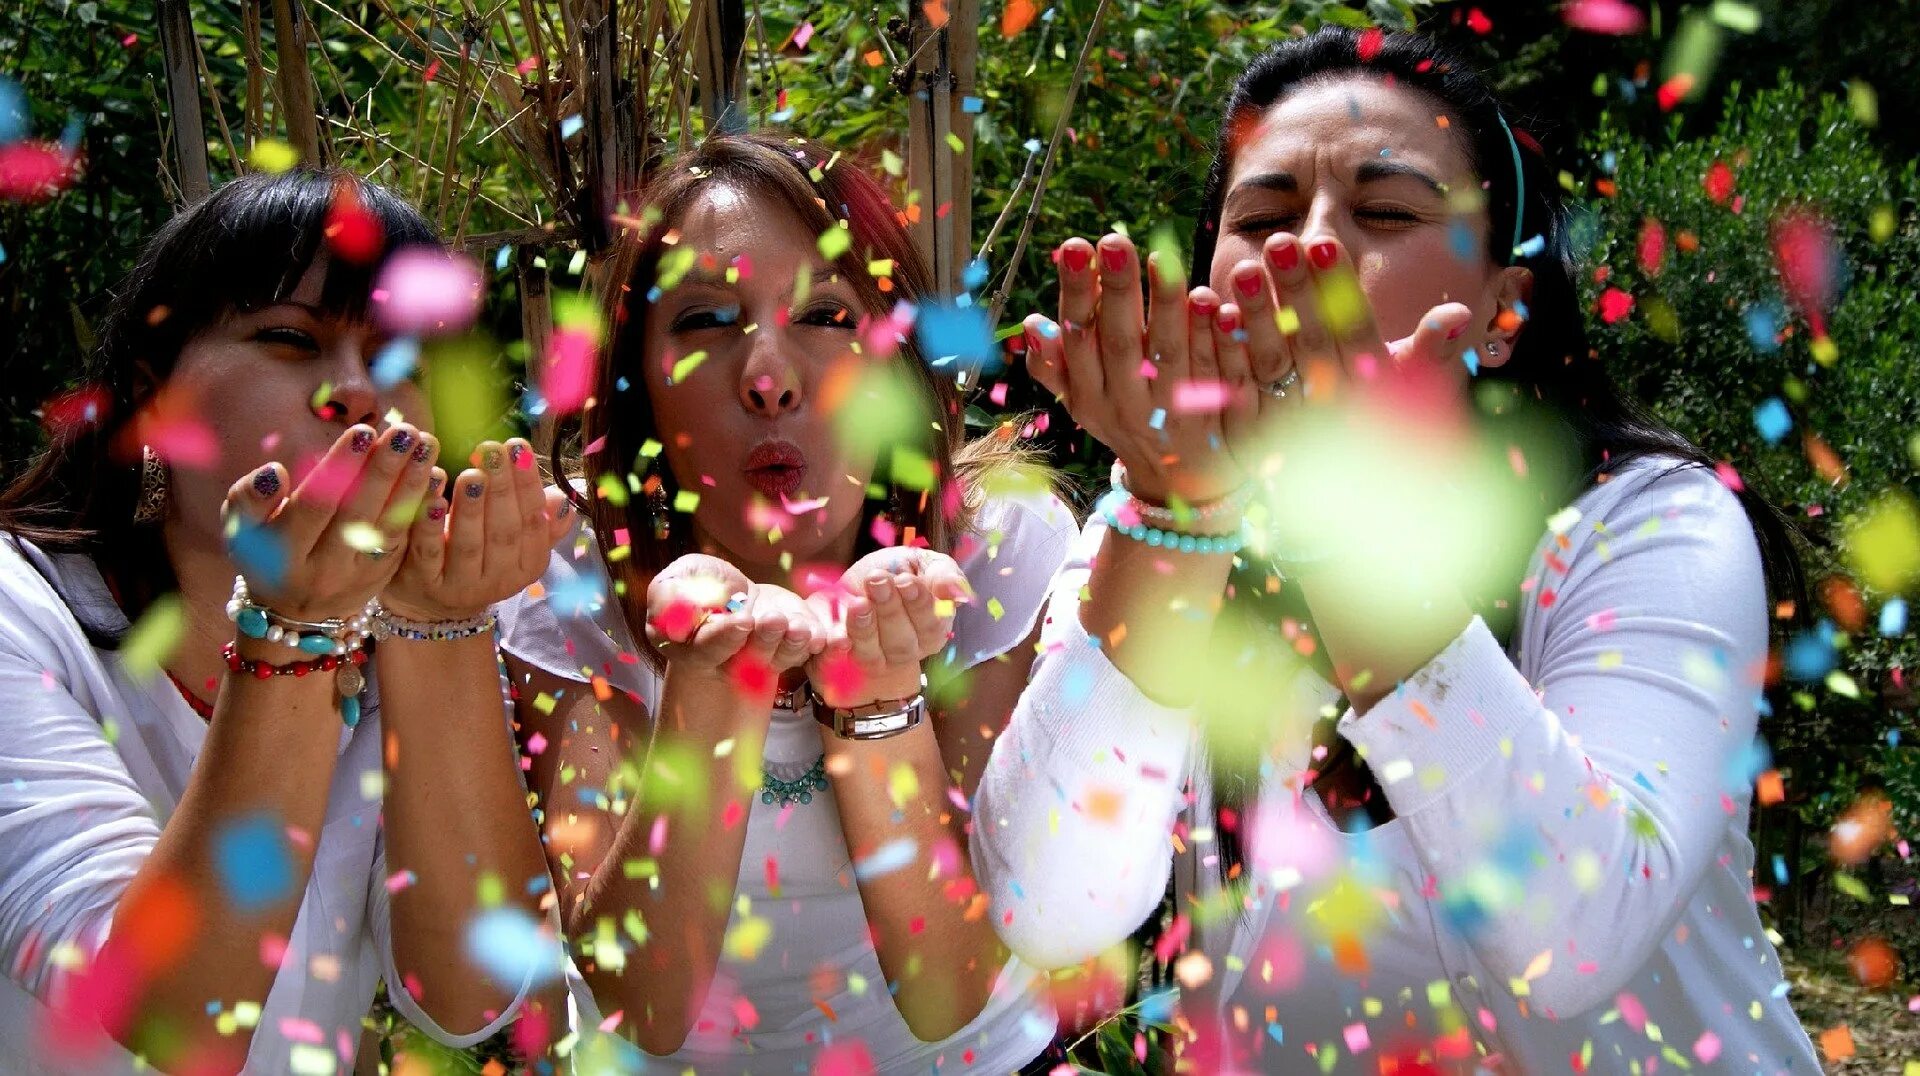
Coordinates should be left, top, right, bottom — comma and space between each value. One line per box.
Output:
120, 594, 185, 678
323, 183, 384, 265
812, 1040, 877, 1076
373, 248, 483, 336
0, 140, 78, 202
225, 517, 288, 591
214, 814, 296, 912
1752, 397, 1790, 444
1818, 1025, 1855, 1062
369, 336, 421, 388
249, 139, 300, 174
916, 300, 994, 372
464, 906, 563, 989
40, 383, 111, 442
722, 913, 772, 961
818, 223, 852, 261
1845, 493, 1920, 594
424, 335, 512, 471
0, 76, 27, 144
1564, 0, 1646, 34
853, 837, 917, 881
543, 295, 602, 416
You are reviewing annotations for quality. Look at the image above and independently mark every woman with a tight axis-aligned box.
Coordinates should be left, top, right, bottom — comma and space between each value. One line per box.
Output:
495, 133, 1077, 1073
973, 27, 1820, 1073
0, 169, 563, 1073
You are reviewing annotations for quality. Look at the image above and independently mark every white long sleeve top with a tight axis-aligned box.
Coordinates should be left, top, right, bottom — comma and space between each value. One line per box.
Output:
972, 455, 1821, 1073
0, 535, 533, 1074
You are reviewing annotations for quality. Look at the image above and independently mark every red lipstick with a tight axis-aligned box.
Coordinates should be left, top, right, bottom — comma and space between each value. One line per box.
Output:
743, 439, 807, 499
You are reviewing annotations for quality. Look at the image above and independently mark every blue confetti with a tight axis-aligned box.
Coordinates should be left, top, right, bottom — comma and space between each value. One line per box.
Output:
1772, 853, 1788, 884
961, 95, 984, 113
1744, 303, 1782, 353
1139, 988, 1176, 1024
1783, 624, 1836, 681
1147, 407, 1166, 430
915, 300, 996, 372
962, 257, 989, 293
1512, 234, 1547, 259
226, 518, 288, 591
547, 574, 607, 617
465, 906, 564, 989
370, 335, 420, 388
495, 244, 513, 271
0, 76, 23, 145
615, 376, 631, 391
1752, 397, 1791, 444
853, 837, 918, 881
559, 114, 584, 138
215, 814, 296, 913
1061, 662, 1094, 706
1022, 137, 1042, 154
1461, 346, 1480, 375
1448, 218, 1478, 262
1880, 598, 1908, 636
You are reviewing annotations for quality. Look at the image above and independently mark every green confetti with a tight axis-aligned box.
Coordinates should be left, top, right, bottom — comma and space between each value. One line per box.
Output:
250, 139, 299, 174
1846, 493, 1920, 594
121, 593, 186, 679
1147, 222, 1185, 289
1849, 82, 1880, 128
986, 597, 1006, 621
890, 446, 935, 491
818, 224, 852, 260
657, 245, 697, 290
669, 350, 709, 384
672, 489, 701, 513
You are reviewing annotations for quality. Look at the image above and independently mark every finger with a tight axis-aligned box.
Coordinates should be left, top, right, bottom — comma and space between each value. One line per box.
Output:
504, 439, 550, 578
1303, 236, 1390, 375
842, 595, 884, 666
1145, 251, 1191, 405
446, 468, 489, 576
1055, 238, 1106, 409
396, 467, 447, 579
543, 487, 576, 543
377, 430, 438, 547
1093, 235, 1151, 425
894, 572, 950, 656
474, 442, 520, 579
1391, 303, 1476, 368
1023, 314, 1069, 405
317, 424, 420, 563
1186, 288, 1222, 387
864, 574, 922, 667
277, 424, 378, 558
1231, 245, 1291, 387
224, 463, 289, 527
1212, 301, 1262, 449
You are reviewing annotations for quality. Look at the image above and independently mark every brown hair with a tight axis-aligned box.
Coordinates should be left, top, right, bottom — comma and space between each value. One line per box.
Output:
553, 132, 1050, 673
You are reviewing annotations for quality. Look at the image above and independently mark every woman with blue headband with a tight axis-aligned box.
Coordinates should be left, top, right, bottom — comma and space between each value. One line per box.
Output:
972, 27, 1819, 1072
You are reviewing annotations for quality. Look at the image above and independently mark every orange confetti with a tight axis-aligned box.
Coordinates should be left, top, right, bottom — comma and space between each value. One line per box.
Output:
863, 49, 884, 67
1755, 770, 1785, 806
1084, 785, 1124, 825
921, 0, 949, 29
1817, 1025, 1855, 1062
1001, 0, 1037, 37
1846, 937, 1899, 989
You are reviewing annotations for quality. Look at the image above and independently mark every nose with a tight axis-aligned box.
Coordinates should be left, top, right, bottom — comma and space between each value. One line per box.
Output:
737, 336, 804, 418
1299, 193, 1352, 250
317, 335, 380, 428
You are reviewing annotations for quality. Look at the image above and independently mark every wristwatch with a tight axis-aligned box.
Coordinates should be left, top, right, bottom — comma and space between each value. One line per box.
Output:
807, 679, 927, 741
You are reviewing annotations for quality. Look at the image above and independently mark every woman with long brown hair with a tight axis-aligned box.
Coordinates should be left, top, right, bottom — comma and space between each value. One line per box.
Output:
498, 133, 1076, 1072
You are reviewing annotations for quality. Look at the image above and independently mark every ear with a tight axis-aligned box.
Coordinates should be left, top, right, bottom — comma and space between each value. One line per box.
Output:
1476, 266, 1533, 370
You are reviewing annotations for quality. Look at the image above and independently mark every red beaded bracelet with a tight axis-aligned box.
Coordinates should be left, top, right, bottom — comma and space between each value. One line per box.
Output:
222, 642, 369, 682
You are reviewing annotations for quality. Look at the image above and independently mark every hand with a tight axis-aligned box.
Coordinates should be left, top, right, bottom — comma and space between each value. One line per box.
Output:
646, 555, 824, 685
380, 437, 573, 622
805, 548, 969, 708
1023, 233, 1249, 505
1222, 232, 1477, 473
221, 422, 435, 623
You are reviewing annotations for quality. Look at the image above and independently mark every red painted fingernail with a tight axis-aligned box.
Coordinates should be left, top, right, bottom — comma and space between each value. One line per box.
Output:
1234, 267, 1263, 298
1268, 242, 1300, 273
1099, 244, 1128, 273
1061, 244, 1091, 273
1191, 295, 1217, 319
1309, 240, 1339, 270
1217, 308, 1240, 334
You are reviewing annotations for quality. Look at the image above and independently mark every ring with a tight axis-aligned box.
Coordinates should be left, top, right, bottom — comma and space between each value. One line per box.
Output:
363, 547, 390, 560
1262, 369, 1302, 399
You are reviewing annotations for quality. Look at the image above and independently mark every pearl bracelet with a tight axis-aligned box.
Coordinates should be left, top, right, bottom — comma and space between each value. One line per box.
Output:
227, 576, 374, 656
1109, 461, 1253, 529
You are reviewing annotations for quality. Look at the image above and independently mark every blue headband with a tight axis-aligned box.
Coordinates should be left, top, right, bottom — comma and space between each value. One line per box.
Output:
1496, 110, 1526, 262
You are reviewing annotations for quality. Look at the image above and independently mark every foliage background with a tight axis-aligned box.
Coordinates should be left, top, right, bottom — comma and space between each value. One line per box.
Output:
4, 0, 1918, 1068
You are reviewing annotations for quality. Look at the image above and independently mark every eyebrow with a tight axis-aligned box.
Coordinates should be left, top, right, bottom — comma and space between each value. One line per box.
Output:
681, 267, 845, 287
1227, 160, 1446, 199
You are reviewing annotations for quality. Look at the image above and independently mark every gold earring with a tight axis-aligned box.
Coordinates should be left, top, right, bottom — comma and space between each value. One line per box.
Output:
132, 445, 169, 525
648, 483, 672, 541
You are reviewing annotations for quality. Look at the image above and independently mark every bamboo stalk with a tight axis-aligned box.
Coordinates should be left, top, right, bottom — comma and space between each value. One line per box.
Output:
268, 0, 322, 163
157, 0, 211, 201
241, 0, 265, 149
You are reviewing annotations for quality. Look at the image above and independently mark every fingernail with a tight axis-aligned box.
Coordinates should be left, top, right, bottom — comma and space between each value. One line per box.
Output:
465, 481, 484, 499
481, 446, 504, 472
427, 503, 447, 521
1309, 240, 1339, 270
1191, 295, 1217, 319
557, 499, 574, 517
252, 468, 280, 496
427, 474, 443, 493
1233, 267, 1262, 298
1061, 244, 1091, 273
872, 584, 894, 602
1268, 242, 1300, 273
1217, 307, 1241, 334
350, 429, 374, 454
510, 442, 529, 468
410, 437, 433, 464
1099, 244, 1127, 273
389, 428, 414, 454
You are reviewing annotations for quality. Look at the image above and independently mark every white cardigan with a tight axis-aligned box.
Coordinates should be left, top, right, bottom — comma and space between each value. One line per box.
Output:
0, 536, 531, 1074
971, 456, 1821, 1073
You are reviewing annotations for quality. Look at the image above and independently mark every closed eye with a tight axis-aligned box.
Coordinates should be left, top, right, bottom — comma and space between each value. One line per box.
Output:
795, 302, 854, 329
254, 327, 318, 351
668, 306, 742, 333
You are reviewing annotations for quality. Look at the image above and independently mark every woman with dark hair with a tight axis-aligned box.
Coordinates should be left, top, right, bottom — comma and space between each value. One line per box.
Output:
972, 26, 1820, 1072
495, 132, 1074, 1072
0, 169, 563, 1072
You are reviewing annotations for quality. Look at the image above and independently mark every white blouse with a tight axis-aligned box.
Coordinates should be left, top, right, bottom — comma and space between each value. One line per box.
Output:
973, 456, 1823, 1073
497, 489, 1079, 1075
0, 535, 529, 1074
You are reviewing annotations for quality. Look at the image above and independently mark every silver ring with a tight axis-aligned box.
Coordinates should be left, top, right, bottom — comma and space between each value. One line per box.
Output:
363, 547, 390, 560
1262, 369, 1302, 399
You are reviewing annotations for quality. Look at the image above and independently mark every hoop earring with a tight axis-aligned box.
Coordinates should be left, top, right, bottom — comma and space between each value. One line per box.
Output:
133, 444, 169, 526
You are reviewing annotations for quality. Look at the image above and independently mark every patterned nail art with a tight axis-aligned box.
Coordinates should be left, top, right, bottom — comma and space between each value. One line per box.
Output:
509, 442, 527, 467
428, 503, 448, 522
482, 447, 504, 471
427, 473, 444, 493
252, 468, 280, 496
410, 437, 433, 463
350, 428, 374, 453
389, 428, 415, 454
465, 481, 485, 499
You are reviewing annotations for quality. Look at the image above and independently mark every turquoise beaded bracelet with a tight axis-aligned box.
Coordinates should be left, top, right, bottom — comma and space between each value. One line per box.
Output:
1096, 490, 1246, 555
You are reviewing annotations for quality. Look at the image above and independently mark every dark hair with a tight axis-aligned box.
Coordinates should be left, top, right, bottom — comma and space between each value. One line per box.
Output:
0, 168, 440, 644
1187, 27, 1805, 886
557, 132, 1045, 674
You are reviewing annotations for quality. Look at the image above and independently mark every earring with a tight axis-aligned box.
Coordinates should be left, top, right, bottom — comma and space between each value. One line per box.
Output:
1484, 340, 1503, 358
133, 444, 169, 525
647, 483, 671, 542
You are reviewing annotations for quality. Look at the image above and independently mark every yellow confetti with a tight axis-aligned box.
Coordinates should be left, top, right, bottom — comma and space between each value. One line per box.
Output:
121, 594, 186, 678
669, 350, 709, 384
723, 914, 771, 961
1846, 492, 1920, 593
818, 224, 852, 260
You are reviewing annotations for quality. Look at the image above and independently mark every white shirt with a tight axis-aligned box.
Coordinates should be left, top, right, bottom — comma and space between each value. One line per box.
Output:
0, 535, 529, 1074
497, 490, 1078, 1074
972, 457, 1822, 1073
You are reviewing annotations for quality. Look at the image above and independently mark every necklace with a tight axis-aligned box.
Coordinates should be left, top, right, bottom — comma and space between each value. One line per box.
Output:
166, 670, 215, 720
760, 753, 828, 806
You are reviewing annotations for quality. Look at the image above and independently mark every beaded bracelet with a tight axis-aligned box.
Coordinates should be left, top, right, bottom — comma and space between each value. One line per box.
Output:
227, 576, 374, 656
369, 603, 497, 642
1109, 461, 1252, 528
1096, 490, 1247, 555
220, 642, 371, 728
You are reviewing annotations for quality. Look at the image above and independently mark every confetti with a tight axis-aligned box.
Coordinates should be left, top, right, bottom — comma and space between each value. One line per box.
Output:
214, 814, 296, 912
465, 906, 563, 988
372, 248, 483, 336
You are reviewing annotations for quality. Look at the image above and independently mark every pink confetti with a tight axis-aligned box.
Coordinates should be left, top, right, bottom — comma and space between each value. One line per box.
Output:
542, 326, 598, 415
648, 814, 669, 856
1694, 1031, 1721, 1062
526, 732, 547, 755
812, 1040, 876, 1076
1597, 287, 1634, 324
384, 870, 417, 893
277, 1017, 324, 1044
1342, 1022, 1371, 1053
1564, 0, 1646, 34
372, 247, 483, 335
143, 414, 219, 470
1172, 380, 1233, 413
1616, 991, 1647, 1033
1713, 461, 1745, 492
792, 21, 815, 49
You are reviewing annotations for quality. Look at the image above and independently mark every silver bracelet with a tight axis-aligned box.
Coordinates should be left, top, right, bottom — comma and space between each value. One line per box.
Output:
368, 602, 497, 642
807, 676, 928, 741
